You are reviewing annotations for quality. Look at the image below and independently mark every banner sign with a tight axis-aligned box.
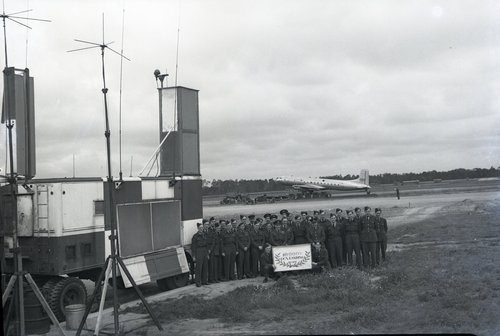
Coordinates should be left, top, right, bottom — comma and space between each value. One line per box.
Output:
272, 244, 312, 272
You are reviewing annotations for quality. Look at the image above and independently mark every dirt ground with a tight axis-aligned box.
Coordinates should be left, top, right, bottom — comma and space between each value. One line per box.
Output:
117, 190, 500, 336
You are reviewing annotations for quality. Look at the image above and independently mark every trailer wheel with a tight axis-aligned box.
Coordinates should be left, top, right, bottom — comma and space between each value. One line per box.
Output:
45, 277, 87, 322
156, 273, 189, 291
168, 273, 189, 289
156, 278, 169, 291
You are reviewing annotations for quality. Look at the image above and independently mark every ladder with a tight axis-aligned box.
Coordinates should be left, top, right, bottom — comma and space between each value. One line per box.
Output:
36, 185, 50, 238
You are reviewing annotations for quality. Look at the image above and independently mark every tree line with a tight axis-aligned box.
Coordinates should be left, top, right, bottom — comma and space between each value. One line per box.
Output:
202, 166, 500, 196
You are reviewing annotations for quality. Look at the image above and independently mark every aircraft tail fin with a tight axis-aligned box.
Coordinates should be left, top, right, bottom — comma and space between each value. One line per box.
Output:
358, 169, 369, 186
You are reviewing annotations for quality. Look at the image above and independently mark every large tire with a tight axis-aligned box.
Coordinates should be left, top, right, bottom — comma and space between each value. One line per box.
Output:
156, 278, 169, 291
166, 273, 189, 289
157, 273, 189, 291
45, 277, 87, 322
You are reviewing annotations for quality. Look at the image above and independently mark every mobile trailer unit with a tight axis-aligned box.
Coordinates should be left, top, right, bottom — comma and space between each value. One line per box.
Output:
1, 85, 203, 321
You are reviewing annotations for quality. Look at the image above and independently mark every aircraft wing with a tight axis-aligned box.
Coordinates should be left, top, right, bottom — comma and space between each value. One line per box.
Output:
292, 184, 325, 191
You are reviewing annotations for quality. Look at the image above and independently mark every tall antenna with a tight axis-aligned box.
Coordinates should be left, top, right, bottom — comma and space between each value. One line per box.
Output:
0, 3, 58, 336
0, 3, 51, 68
67, 14, 162, 336
174, 0, 180, 86
118, 7, 125, 181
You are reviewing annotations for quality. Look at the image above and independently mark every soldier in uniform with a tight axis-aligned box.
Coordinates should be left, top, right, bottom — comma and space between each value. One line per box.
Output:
270, 220, 288, 246
318, 210, 331, 231
292, 214, 308, 244
249, 214, 256, 226
209, 223, 223, 283
218, 220, 227, 280
335, 208, 347, 265
311, 244, 330, 273
344, 210, 361, 267
236, 223, 252, 279
221, 221, 237, 281
325, 215, 343, 268
250, 220, 266, 276
191, 223, 212, 286
282, 217, 294, 245
374, 208, 388, 264
306, 217, 326, 250
260, 243, 276, 282
360, 206, 378, 268
204, 221, 217, 284
354, 207, 364, 265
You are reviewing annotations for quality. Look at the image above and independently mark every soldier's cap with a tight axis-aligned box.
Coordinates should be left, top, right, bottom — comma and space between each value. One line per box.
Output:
319, 210, 325, 214
238, 223, 245, 228
347, 209, 354, 215
248, 214, 256, 219
336, 208, 343, 213
354, 207, 361, 212
375, 208, 381, 213
301, 211, 308, 215
330, 213, 335, 217
240, 215, 247, 220
364, 206, 371, 211
264, 243, 272, 248
231, 218, 237, 223
273, 220, 282, 225
294, 215, 301, 220
209, 217, 215, 221
270, 214, 278, 219
197, 222, 203, 227
202, 219, 209, 224
264, 213, 271, 219
313, 210, 319, 215
280, 209, 289, 215
219, 219, 226, 224
256, 217, 263, 222
306, 216, 313, 221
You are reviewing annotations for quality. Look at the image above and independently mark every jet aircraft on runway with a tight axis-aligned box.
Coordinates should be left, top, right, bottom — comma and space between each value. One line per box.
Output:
275, 169, 371, 194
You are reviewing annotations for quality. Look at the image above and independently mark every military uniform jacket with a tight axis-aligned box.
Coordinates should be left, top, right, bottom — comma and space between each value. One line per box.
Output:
236, 230, 252, 250
211, 232, 223, 256
306, 225, 326, 244
285, 228, 294, 245
250, 228, 266, 248
270, 229, 288, 246
260, 251, 273, 267
360, 215, 378, 242
344, 219, 360, 235
292, 222, 307, 240
192, 232, 213, 256
375, 217, 388, 241
325, 223, 342, 240
318, 219, 331, 231
311, 248, 329, 267
221, 230, 237, 251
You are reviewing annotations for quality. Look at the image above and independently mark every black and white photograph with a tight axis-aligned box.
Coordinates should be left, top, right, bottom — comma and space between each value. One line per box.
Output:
1, 0, 499, 335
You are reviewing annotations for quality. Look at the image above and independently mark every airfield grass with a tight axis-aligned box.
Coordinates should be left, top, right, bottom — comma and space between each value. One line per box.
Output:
128, 199, 500, 335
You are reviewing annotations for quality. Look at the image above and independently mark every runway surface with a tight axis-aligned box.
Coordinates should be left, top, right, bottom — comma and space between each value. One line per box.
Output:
203, 189, 500, 220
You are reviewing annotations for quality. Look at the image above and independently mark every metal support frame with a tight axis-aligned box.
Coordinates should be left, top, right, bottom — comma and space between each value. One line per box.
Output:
74, 44, 162, 336
1, 68, 65, 336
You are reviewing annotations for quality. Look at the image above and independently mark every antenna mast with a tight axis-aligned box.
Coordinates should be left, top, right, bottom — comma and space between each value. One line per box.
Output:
67, 14, 162, 336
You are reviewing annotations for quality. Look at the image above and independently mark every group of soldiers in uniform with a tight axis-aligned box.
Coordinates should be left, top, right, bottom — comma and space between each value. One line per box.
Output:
190, 206, 388, 286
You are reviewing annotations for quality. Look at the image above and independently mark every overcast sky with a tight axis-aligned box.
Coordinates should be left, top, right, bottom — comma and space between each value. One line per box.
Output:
0, 0, 499, 180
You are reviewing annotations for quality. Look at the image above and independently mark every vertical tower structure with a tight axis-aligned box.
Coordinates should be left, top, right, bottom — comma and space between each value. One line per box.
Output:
159, 86, 203, 222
